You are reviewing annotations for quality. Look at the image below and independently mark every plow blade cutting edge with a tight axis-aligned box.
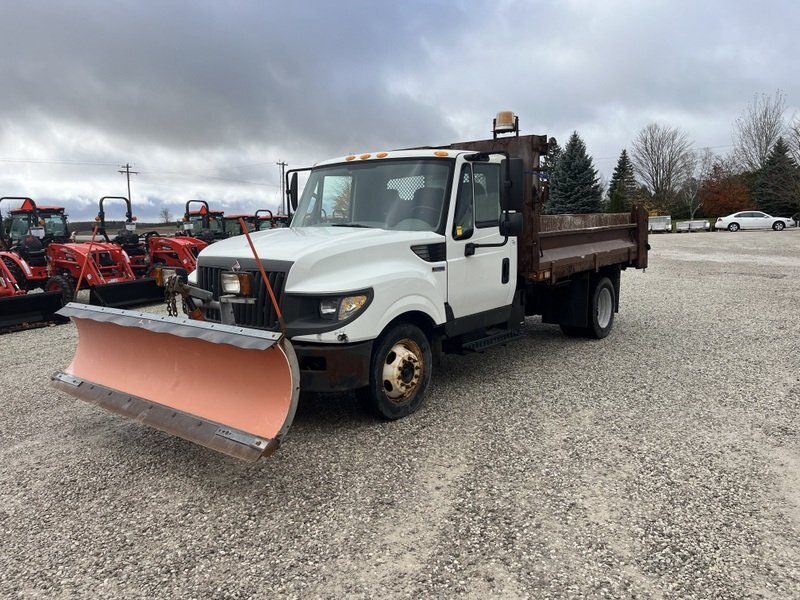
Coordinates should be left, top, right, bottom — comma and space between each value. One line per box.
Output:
51, 303, 300, 461
89, 278, 164, 308
0, 291, 67, 332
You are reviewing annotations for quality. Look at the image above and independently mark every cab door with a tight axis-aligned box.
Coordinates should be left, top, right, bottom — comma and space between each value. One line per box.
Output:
445, 160, 516, 320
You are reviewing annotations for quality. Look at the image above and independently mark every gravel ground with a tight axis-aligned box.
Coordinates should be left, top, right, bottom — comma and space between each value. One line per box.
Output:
1, 229, 799, 599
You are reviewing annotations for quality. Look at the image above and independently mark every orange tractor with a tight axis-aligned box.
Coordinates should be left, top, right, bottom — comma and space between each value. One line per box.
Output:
254, 209, 291, 230
1, 197, 162, 309
179, 200, 228, 243
96, 196, 208, 278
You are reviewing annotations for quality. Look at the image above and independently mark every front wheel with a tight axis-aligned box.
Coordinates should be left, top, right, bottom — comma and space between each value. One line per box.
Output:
728, 223, 740, 232
773, 221, 785, 231
44, 275, 75, 306
357, 323, 432, 420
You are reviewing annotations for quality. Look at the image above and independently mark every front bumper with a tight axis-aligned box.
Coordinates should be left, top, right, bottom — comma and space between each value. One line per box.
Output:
293, 339, 373, 392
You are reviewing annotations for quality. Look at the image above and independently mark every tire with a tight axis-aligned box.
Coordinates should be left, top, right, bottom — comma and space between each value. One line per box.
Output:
773, 221, 785, 231
588, 277, 615, 339
728, 223, 740, 232
44, 275, 75, 306
1, 256, 27, 290
558, 276, 616, 339
357, 323, 432, 420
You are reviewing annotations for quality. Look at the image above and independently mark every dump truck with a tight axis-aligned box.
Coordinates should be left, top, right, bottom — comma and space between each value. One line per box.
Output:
53, 112, 649, 461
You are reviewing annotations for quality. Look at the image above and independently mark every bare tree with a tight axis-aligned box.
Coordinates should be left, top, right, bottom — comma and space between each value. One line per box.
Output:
788, 116, 800, 165
159, 207, 173, 224
630, 123, 693, 213
679, 147, 715, 219
733, 90, 787, 172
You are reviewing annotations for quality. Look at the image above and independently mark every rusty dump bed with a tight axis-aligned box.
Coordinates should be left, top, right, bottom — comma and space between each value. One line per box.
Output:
446, 134, 649, 283
530, 208, 649, 282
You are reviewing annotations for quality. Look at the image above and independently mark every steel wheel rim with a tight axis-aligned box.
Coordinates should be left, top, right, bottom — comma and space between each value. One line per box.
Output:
381, 338, 423, 402
596, 287, 613, 329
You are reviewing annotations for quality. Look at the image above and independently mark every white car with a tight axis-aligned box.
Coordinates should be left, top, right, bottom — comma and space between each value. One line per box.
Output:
715, 211, 795, 232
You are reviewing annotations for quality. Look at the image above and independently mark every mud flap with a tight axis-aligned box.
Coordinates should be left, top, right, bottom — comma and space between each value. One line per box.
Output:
89, 278, 164, 308
51, 303, 300, 461
0, 291, 68, 332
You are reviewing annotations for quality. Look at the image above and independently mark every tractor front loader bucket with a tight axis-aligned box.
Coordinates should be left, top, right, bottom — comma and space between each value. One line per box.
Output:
89, 278, 164, 308
0, 291, 68, 333
51, 303, 300, 461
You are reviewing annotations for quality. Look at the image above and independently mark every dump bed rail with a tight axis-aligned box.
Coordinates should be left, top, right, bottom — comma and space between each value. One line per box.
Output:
527, 206, 649, 282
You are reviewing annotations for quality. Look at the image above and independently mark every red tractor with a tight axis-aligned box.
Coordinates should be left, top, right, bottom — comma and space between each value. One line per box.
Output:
1, 197, 162, 308
179, 200, 227, 243
97, 196, 208, 277
254, 209, 291, 230
0, 198, 75, 330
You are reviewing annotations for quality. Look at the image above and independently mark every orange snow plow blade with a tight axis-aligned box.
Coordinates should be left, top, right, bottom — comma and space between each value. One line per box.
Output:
51, 303, 300, 461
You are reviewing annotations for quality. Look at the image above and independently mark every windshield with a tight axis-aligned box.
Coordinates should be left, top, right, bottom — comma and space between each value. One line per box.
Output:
7, 212, 67, 240
293, 158, 453, 232
188, 214, 225, 233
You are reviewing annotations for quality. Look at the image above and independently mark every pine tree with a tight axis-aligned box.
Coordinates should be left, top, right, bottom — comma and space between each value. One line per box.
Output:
752, 137, 800, 216
606, 149, 638, 212
546, 131, 602, 214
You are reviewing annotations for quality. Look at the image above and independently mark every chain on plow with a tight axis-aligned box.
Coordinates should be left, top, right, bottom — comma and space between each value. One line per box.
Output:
165, 275, 188, 317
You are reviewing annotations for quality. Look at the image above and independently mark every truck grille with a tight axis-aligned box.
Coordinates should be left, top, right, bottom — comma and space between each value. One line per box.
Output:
197, 265, 287, 330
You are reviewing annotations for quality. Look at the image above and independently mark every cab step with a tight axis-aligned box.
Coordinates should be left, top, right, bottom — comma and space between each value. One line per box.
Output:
462, 329, 521, 352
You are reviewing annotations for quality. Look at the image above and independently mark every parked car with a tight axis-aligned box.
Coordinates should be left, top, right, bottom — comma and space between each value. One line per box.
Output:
715, 211, 796, 231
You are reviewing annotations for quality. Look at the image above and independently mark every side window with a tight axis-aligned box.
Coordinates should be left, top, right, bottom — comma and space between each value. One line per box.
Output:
452, 165, 474, 240
473, 163, 501, 228
321, 175, 352, 220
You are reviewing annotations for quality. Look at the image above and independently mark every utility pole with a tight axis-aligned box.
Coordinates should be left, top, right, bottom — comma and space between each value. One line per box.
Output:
276, 161, 287, 214
118, 163, 139, 201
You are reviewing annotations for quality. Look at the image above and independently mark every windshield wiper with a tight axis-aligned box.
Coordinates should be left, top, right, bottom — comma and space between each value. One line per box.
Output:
331, 223, 372, 228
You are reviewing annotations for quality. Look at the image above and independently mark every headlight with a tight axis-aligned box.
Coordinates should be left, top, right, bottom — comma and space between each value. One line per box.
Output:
152, 266, 178, 287
319, 294, 368, 321
220, 272, 252, 296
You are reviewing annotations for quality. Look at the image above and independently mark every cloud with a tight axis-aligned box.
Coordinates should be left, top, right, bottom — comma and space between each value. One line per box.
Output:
1, 0, 799, 218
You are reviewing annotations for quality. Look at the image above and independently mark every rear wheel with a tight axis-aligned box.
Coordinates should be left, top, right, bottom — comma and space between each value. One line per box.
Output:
589, 277, 615, 339
357, 323, 432, 420
728, 223, 740, 232
44, 275, 75, 306
558, 276, 616, 339
773, 221, 785, 231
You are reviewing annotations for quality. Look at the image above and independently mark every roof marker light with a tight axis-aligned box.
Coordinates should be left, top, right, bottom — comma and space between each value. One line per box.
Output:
376, 152, 388, 158
346, 155, 356, 161
359, 153, 371, 160
434, 151, 449, 157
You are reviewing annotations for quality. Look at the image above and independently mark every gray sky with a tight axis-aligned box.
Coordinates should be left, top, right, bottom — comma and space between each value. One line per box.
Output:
1, 0, 798, 221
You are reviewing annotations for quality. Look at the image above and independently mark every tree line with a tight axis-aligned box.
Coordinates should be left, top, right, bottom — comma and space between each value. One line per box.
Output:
545, 90, 800, 220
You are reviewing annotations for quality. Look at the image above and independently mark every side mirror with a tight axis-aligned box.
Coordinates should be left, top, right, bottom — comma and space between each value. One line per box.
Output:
500, 158, 525, 212
289, 172, 299, 211
499, 212, 523, 237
